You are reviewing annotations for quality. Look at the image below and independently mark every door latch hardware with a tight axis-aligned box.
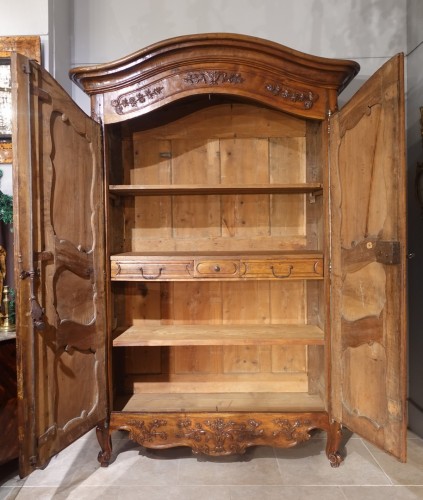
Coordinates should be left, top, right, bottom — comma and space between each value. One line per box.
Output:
20, 270, 35, 280
20, 269, 40, 280
30, 297, 45, 331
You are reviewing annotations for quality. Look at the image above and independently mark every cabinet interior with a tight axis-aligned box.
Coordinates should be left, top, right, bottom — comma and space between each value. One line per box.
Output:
105, 96, 326, 413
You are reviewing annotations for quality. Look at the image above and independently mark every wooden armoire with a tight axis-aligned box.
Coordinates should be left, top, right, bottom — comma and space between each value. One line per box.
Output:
11, 33, 407, 478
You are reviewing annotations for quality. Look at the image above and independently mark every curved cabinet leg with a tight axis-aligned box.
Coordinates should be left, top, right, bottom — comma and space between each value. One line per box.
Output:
96, 419, 112, 467
326, 421, 343, 468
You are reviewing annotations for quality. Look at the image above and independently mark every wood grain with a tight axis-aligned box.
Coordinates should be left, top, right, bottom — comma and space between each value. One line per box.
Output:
115, 392, 325, 412
113, 324, 325, 346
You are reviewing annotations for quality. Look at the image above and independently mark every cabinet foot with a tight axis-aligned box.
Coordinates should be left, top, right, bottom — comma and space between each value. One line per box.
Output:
328, 451, 343, 468
326, 421, 343, 467
96, 420, 112, 467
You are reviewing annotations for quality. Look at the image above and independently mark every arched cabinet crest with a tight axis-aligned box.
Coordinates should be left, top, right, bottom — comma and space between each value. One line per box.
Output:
70, 33, 359, 122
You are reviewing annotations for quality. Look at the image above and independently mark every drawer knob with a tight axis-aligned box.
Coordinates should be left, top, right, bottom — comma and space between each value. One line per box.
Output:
214, 265, 221, 272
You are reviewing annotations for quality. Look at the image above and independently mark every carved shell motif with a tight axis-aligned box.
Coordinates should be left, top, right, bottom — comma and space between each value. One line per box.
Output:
176, 418, 264, 455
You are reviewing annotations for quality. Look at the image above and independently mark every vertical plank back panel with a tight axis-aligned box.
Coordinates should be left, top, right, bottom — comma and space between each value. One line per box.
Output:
116, 102, 319, 394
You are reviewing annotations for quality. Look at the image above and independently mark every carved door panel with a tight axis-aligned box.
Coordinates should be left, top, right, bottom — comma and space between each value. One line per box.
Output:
12, 53, 107, 477
329, 54, 407, 460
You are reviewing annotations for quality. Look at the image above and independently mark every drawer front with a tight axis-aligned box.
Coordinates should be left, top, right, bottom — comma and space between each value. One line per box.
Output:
194, 260, 239, 278
241, 259, 323, 279
111, 260, 193, 280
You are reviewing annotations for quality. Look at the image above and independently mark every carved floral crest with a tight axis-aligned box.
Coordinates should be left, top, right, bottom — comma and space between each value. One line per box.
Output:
176, 417, 263, 455
265, 83, 318, 109
125, 418, 168, 443
111, 86, 165, 114
184, 71, 245, 86
272, 418, 313, 442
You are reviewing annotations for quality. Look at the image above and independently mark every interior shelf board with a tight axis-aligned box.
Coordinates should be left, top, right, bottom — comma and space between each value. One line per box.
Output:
113, 324, 325, 347
109, 183, 323, 195
114, 392, 325, 413
110, 250, 324, 258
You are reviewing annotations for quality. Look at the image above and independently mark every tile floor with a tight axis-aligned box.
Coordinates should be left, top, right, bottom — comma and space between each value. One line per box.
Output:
1, 429, 423, 499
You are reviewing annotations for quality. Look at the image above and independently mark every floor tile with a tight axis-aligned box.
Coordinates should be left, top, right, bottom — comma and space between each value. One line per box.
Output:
178, 445, 283, 485
0, 488, 20, 500
22, 437, 102, 487
11, 485, 232, 500
341, 485, 423, 499
364, 438, 423, 485
10, 484, 349, 500
408, 430, 423, 440
227, 485, 346, 500
0, 468, 24, 489
5, 430, 423, 496
24, 437, 181, 488
274, 437, 390, 485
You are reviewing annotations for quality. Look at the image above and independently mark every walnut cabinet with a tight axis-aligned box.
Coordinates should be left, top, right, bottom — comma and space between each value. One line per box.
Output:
11, 34, 407, 477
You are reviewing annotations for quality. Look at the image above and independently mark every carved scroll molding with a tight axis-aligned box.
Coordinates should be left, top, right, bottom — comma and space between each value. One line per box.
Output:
265, 83, 318, 109
111, 85, 165, 115
176, 417, 263, 455
184, 71, 245, 86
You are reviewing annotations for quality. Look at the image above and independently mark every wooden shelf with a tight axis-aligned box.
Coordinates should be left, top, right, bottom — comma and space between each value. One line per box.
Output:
109, 183, 323, 196
111, 250, 323, 258
114, 392, 325, 413
113, 324, 325, 347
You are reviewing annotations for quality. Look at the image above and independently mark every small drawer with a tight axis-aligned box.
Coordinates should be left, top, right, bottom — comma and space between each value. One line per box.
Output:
194, 260, 239, 277
111, 260, 193, 280
241, 258, 324, 279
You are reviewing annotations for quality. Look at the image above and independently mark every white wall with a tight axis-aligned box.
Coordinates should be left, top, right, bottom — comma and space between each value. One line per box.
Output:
0, 0, 409, 124
71, 0, 407, 112
0, 0, 49, 70
0, 1, 49, 195
72, 0, 405, 61
0, 0, 49, 35
48, 0, 73, 94
0, 0, 73, 92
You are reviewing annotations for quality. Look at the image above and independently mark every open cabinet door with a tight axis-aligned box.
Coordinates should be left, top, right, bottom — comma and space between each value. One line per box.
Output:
329, 54, 407, 460
11, 53, 107, 477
